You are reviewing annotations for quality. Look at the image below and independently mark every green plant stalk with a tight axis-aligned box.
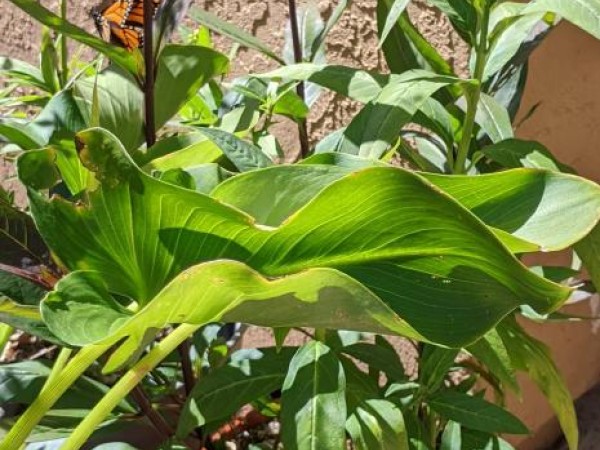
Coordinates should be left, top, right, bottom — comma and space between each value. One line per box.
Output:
452, 4, 490, 174
314, 328, 326, 342
45, 347, 73, 387
0, 344, 109, 449
62, 324, 201, 450
0, 324, 13, 355
60, 0, 68, 87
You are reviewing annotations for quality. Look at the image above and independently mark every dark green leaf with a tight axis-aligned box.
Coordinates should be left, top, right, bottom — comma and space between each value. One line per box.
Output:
428, 390, 528, 435
0, 188, 48, 266
419, 345, 459, 390
480, 139, 573, 172
0, 360, 134, 411
343, 341, 407, 383
176, 347, 294, 438
425, 0, 477, 44
0, 121, 45, 150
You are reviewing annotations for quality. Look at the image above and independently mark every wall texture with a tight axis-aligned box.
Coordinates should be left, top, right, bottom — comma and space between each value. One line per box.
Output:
0, 0, 467, 149
2, 1, 600, 449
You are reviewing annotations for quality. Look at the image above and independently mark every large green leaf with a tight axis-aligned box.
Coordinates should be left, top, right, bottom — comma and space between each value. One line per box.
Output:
177, 347, 295, 438
27, 91, 86, 146
189, 7, 284, 64
74, 69, 144, 152
42, 264, 421, 371
525, 0, 600, 39
22, 129, 570, 349
212, 165, 352, 226
424, 170, 600, 252
8, 0, 141, 77
281, 341, 347, 450
497, 317, 578, 450
428, 390, 528, 435
215, 163, 600, 254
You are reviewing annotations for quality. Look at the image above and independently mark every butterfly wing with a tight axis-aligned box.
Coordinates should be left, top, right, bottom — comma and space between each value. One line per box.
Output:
110, 23, 143, 51
92, 0, 161, 51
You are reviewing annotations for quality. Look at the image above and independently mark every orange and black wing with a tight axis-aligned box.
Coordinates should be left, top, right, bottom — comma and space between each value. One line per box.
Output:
125, 0, 161, 27
92, 0, 152, 51
109, 23, 143, 51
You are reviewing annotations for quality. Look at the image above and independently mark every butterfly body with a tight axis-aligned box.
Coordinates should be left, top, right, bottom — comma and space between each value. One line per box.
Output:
91, 0, 161, 51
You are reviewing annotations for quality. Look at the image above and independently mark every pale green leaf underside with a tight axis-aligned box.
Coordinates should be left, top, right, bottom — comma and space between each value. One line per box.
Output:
41, 264, 413, 372
525, 0, 600, 39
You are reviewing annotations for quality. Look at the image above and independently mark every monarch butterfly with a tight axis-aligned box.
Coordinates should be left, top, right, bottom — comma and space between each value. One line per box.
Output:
91, 0, 161, 51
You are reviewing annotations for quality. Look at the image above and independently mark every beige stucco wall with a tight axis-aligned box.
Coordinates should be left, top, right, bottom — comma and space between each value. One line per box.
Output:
2, 1, 600, 449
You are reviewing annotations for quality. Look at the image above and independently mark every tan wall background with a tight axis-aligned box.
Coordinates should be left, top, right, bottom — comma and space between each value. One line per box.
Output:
2, 1, 600, 449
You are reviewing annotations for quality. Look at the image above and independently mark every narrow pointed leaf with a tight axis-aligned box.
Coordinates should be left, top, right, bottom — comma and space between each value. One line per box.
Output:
379, 0, 411, 45
347, 399, 409, 450
497, 317, 578, 449
428, 390, 528, 435
195, 128, 272, 171
281, 341, 347, 450
189, 7, 284, 64
575, 222, 600, 291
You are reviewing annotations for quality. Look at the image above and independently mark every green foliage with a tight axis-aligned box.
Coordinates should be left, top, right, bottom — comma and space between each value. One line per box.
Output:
1, 0, 600, 449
